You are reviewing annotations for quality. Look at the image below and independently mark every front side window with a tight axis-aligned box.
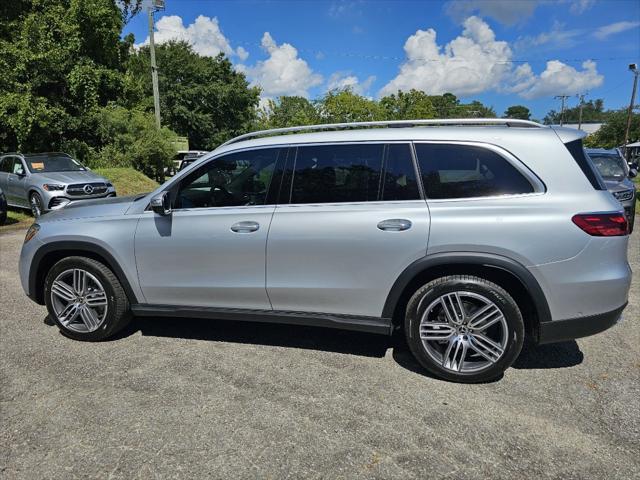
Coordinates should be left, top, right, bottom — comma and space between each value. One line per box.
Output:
174, 148, 280, 209
415, 143, 534, 199
25, 155, 85, 173
12, 158, 26, 175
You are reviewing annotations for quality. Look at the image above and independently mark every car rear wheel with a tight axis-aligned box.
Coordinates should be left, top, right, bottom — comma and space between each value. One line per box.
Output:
44, 256, 132, 341
405, 275, 524, 383
30, 192, 43, 217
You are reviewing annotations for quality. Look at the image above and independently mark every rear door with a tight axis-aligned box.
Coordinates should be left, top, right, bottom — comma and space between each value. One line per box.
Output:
6, 157, 28, 206
266, 142, 431, 318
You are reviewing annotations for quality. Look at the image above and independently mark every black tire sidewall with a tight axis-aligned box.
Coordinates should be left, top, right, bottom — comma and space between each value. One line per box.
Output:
44, 257, 123, 341
30, 192, 43, 217
405, 277, 524, 383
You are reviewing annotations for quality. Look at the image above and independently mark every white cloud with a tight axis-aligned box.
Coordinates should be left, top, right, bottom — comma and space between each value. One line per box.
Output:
381, 16, 605, 100
515, 22, 583, 51
379, 16, 512, 97
508, 60, 603, 99
569, 0, 596, 14
593, 20, 640, 40
444, 0, 539, 26
135, 15, 247, 60
244, 32, 323, 98
327, 72, 376, 95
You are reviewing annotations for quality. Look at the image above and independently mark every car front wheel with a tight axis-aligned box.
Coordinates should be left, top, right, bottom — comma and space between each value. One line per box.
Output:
44, 256, 132, 341
30, 192, 44, 217
405, 275, 524, 383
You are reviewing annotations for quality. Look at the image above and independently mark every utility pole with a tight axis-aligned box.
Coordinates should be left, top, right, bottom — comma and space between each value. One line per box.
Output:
624, 63, 639, 160
577, 93, 586, 130
554, 95, 570, 126
148, 0, 165, 130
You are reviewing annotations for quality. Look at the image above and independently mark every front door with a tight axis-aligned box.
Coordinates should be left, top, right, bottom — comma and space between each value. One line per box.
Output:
6, 157, 28, 206
135, 147, 284, 310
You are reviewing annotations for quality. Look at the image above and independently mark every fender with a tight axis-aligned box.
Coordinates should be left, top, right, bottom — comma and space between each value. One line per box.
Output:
381, 252, 552, 324
29, 241, 140, 305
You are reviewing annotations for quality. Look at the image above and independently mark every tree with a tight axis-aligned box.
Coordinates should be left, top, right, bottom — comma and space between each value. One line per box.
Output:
126, 41, 260, 150
543, 99, 607, 124
317, 89, 386, 123
263, 96, 320, 128
504, 105, 531, 120
380, 90, 436, 120
583, 109, 640, 149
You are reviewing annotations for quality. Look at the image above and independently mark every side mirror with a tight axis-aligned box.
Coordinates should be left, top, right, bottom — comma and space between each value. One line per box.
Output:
630, 168, 638, 179
150, 191, 172, 216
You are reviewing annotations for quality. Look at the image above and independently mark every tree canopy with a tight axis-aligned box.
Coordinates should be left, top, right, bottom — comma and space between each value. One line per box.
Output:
504, 105, 531, 120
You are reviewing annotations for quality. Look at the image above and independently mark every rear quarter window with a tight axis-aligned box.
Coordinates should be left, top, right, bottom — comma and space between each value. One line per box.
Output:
414, 143, 535, 199
565, 140, 606, 190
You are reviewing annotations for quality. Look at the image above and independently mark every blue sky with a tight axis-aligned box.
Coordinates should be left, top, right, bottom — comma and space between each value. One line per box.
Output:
124, 0, 640, 119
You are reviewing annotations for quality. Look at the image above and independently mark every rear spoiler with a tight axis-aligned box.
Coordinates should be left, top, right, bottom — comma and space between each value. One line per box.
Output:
550, 126, 588, 144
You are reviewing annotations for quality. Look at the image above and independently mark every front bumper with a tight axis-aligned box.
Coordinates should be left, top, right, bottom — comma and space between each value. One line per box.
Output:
538, 304, 627, 344
44, 189, 117, 211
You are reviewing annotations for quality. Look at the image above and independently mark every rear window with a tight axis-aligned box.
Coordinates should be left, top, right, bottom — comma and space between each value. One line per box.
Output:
564, 140, 606, 190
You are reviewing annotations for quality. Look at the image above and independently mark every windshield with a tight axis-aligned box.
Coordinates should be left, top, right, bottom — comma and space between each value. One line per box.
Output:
25, 155, 85, 173
588, 154, 626, 181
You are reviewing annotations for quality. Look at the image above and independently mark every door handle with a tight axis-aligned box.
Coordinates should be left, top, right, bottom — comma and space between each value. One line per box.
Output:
230, 221, 260, 233
377, 219, 412, 231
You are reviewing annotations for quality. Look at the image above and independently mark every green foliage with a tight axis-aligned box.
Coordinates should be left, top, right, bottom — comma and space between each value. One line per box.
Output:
543, 99, 608, 125
263, 96, 321, 128
91, 106, 177, 180
504, 105, 531, 120
583, 109, 640, 149
380, 90, 436, 120
94, 167, 159, 196
126, 41, 260, 150
317, 89, 386, 123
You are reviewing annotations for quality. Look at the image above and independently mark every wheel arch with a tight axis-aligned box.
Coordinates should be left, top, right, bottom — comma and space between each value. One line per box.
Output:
30, 241, 139, 306
383, 253, 551, 342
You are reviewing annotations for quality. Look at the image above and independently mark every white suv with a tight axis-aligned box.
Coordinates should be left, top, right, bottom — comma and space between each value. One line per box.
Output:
19, 119, 632, 382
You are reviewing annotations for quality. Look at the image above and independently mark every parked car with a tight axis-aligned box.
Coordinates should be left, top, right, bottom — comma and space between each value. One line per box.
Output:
178, 151, 208, 172
586, 148, 637, 232
19, 119, 631, 383
0, 153, 116, 217
0, 186, 6, 225
171, 150, 208, 175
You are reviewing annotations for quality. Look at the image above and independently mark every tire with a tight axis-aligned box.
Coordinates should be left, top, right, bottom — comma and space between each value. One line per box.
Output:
404, 275, 524, 383
30, 191, 44, 217
44, 256, 132, 341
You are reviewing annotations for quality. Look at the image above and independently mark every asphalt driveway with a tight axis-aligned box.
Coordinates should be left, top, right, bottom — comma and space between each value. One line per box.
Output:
1, 224, 638, 479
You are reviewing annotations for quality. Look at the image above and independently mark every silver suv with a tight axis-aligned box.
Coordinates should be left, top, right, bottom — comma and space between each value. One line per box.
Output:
0, 152, 116, 216
19, 119, 632, 383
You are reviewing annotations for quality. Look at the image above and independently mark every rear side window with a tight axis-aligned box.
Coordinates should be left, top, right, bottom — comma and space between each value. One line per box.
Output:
0, 158, 10, 173
415, 143, 534, 199
291, 144, 384, 203
565, 140, 606, 190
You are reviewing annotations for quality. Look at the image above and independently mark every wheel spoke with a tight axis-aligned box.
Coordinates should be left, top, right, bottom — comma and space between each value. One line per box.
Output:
467, 304, 503, 331
441, 293, 465, 325
73, 269, 87, 295
51, 280, 77, 302
468, 333, 504, 363
442, 337, 468, 372
85, 291, 107, 307
79, 306, 100, 331
58, 302, 81, 325
420, 322, 456, 341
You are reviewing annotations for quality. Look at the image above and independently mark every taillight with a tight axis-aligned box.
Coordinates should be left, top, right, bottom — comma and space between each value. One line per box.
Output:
571, 212, 628, 236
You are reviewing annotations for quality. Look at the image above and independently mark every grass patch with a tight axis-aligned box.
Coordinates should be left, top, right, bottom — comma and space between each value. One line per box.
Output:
94, 167, 159, 197
2, 207, 33, 229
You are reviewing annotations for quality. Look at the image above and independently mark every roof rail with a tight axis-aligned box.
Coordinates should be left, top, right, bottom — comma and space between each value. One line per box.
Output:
220, 118, 546, 147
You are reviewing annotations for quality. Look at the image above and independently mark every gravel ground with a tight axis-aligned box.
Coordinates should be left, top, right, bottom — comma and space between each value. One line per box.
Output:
0, 223, 638, 479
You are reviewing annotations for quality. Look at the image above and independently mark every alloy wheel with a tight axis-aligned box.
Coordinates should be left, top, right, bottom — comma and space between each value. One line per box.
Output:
30, 194, 42, 217
50, 269, 108, 333
419, 291, 508, 373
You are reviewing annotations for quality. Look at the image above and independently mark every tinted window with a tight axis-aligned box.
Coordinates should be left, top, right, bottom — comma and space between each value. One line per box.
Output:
381, 144, 420, 201
566, 140, 605, 190
415, 144, 534, 199
175, 148, 280, 209
0, 158, 11, 173
291, 144, 384, 204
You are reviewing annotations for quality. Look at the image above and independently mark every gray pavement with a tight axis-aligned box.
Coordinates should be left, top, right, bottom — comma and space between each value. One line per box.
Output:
0, 224, 638, 479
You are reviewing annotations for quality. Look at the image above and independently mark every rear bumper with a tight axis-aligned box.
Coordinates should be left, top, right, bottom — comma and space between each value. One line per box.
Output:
538, 303, 627, 344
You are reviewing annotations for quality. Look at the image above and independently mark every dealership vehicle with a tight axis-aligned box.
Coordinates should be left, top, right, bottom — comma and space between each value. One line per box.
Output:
178, 151, 208, 172
0, 153, 116, 217
586, 148, 637, 232
0, 187, 6, 225
171, 150, 208, 175
19, 119, 631, 382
